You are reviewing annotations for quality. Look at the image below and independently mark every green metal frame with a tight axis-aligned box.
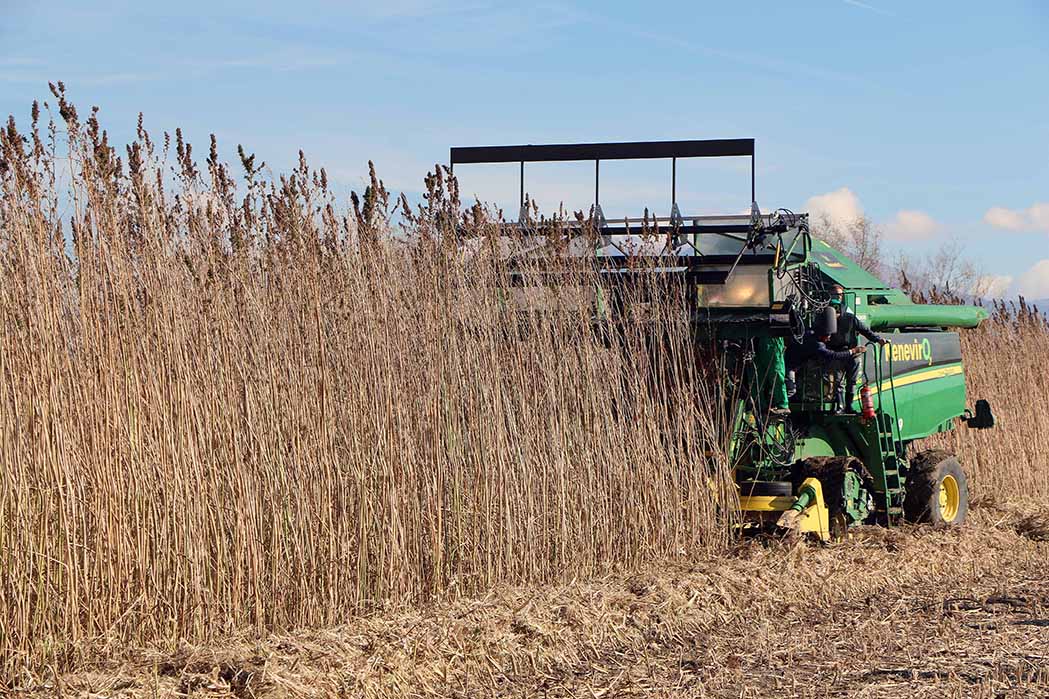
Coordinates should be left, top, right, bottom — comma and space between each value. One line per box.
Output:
726, 252, 978, 526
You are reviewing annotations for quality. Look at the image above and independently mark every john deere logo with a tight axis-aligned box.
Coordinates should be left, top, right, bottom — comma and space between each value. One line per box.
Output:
884, 338, 932, 365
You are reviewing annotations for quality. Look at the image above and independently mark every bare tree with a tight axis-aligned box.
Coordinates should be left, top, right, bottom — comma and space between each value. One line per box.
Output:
811, 215, 991, 300
892, 241, 987, 299
811, 213, 884, 278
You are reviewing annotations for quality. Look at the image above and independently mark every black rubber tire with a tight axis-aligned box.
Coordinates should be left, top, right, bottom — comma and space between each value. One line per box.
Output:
739, 480, 793, 497
903, 450, 969, 526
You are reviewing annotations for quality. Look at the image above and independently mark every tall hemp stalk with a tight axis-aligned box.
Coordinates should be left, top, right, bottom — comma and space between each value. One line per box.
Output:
0, 87, 736, 676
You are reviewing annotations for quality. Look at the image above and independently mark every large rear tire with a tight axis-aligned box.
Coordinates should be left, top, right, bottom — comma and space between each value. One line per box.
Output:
904, 450, 969, 526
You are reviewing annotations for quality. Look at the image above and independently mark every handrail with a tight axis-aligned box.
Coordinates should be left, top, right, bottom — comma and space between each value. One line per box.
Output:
886, 342, 902, 447
867, 339, 903, 449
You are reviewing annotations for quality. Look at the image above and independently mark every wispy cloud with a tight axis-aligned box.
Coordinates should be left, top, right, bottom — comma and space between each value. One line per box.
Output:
194, 55, 341, 72
331, 0, 492, 21
841, 0, 895, 16
583, 12, 859, 85
84, 72, 156, 86
0, 57, 43, 67
0, 50, 345, 88
0, 71, 48, 84
1, 69, 158, 86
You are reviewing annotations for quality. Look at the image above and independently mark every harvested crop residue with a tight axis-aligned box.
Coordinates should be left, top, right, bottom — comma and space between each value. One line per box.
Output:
12, 507, 1049, 698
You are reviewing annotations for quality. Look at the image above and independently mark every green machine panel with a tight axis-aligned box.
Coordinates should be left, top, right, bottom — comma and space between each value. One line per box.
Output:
862, 331, 966, 440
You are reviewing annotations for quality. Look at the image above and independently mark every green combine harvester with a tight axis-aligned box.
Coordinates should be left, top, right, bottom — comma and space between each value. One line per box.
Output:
450, 138, 995, 539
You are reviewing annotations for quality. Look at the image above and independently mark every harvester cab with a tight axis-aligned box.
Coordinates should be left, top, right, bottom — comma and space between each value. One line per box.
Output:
450, 138, 993, 541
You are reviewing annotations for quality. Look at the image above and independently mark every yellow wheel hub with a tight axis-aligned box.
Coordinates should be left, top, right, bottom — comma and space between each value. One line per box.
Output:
938, 474, 961, 522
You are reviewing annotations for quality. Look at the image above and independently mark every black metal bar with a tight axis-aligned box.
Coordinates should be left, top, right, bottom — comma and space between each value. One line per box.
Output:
450, 138, 754, 165
519, 161, 524, 210
751, 154, 755, 204
596, 160, 601, 205
672, 157, 677, 206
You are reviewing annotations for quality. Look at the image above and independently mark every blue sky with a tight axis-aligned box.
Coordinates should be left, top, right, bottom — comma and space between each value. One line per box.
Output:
2, 0, 1047, 296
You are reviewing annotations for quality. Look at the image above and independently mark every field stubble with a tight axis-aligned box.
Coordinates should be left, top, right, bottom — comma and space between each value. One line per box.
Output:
13, 504, 1049, 698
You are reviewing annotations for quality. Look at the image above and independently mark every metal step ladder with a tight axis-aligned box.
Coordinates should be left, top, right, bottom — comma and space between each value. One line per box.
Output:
876, 411, 904, 518
868, 342, 905, 520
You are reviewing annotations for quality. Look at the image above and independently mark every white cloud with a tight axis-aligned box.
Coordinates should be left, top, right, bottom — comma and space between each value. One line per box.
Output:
1030, 203, 1049, 230
1017, 259, 1049, 299
805, 187, 864, 227
983, 203, 1049, 233
984, 206, 1027, 230
977, 274, 1013, 298
883, 209, 940, 241
803, 190, 942, 242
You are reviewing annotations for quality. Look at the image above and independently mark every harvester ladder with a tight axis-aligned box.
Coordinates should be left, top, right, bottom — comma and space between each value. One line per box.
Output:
869, 343, 904, 519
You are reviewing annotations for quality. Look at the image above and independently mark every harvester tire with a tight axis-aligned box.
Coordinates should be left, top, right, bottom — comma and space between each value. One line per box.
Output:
904, 450, 968, 526
739, 480, 793, 497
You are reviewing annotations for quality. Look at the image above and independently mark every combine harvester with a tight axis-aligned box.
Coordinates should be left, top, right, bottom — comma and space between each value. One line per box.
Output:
450, 139, 995, 540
